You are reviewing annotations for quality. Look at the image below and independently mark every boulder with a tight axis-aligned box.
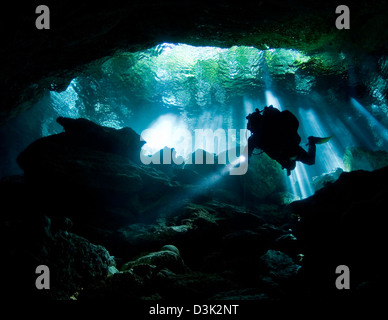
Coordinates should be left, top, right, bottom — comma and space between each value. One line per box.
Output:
312, 167, 343, 191
259, 249, 300, 282
78, 269, 145, 300
56, 117, 145, 163
245, 152, 285, 203
121, 245, 188, 274
16, 117, 181, 227
3, 215, 115, 300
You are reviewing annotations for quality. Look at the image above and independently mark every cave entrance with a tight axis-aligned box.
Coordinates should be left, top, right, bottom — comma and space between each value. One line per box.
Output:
1, 43, 388, 199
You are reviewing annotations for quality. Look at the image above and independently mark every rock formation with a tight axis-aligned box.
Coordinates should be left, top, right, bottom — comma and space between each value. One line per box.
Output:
3, 118, 386, 304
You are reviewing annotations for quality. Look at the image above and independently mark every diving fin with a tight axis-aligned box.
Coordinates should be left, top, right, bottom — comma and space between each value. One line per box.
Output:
307, 136, 332, 145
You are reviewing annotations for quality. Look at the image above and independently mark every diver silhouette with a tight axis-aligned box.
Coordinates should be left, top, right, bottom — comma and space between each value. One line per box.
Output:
246, 105, 331, 176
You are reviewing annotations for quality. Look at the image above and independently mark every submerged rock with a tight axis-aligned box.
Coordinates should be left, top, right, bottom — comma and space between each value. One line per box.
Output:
56, 117, 145, 163
121, 245, 188, 274
16, 117, 181, 227
245, 152, 285, 202
312, 167, 343, 191
78, 269, 146, 300
3, 215, 115, 300
343, 146, 388, 171
13, 116, 387, 303
292, 166, 388, 301
259, 249, 300, 282
210, 289, 270, 301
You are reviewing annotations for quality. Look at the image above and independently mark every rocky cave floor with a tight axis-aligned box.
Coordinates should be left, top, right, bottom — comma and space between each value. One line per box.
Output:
1, 117, 387, 306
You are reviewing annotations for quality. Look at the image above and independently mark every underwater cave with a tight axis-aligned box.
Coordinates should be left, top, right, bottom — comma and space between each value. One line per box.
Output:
1, 0, 387, 311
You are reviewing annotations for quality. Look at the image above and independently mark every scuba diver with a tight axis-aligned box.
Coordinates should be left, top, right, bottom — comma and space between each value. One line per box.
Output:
246, 105, 331, 176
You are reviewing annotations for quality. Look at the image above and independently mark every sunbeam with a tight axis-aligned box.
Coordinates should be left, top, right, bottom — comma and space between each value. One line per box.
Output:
265, 90, 282, 110
141, 114, 192, 158
288, 162, 314, 199
301, 108, 344, 172
350, 98, 388, 145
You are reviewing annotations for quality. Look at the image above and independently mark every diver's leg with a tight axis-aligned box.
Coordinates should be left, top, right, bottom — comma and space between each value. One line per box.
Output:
306, 137, 317, 164
297, 136, 331, 165
296, 141, 316, 165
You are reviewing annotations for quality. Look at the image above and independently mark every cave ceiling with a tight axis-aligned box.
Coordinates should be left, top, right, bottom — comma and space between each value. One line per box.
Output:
1, 0, 388, 123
